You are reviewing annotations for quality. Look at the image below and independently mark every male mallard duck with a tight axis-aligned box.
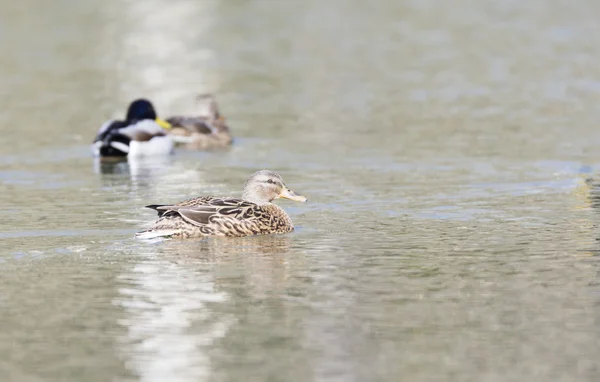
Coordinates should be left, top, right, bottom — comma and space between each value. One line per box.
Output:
92, 99, 174, 159
165, 94, 233, 150
136, 170, 307, 239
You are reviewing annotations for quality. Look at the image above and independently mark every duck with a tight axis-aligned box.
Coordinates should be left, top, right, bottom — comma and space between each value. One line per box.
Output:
92, 99, 174, 160
165, 94, 233, 150
136, 170, 307, 239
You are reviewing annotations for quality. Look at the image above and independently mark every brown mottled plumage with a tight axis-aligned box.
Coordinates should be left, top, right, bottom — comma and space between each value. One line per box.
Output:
136, 170, 307, 239
166, 94, 233, 150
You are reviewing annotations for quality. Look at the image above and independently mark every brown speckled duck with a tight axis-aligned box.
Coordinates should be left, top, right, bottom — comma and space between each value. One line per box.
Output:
166, 94, 233, 150
136, 170, 307, 239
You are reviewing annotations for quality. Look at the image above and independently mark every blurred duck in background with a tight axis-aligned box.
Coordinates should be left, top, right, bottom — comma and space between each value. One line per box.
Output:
92, 99, 174, 160
166, 94, 233, 150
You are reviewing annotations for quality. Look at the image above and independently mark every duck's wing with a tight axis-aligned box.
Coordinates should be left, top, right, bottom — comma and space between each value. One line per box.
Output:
166, 94, 229, 136
93, 120, 125, 143
92, 120, 130, 157
166, 116, 216, 135
94, 120, 115, 142
146, 196, 216, 216
146, 197, 261, 226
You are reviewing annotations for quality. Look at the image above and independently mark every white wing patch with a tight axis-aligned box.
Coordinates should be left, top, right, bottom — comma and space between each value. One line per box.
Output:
110, 141, 130, 153
119, 120, 165, 138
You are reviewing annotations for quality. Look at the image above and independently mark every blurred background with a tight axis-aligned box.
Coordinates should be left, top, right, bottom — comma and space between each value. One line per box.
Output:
2, 0, 600, 381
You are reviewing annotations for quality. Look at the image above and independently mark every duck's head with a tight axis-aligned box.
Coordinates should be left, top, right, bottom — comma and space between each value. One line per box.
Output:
242, 170, 307, 205
196, 94, 222, 121
126, 98, 172, 129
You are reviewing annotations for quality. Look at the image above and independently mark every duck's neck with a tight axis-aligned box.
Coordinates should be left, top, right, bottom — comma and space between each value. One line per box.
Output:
242, 193, 271, 206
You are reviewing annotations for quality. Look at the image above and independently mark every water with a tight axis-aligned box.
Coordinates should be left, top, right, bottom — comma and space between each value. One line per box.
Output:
2, 0, 600, 381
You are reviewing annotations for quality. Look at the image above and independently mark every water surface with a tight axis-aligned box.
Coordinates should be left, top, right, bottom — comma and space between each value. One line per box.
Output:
2, 0, 600, 381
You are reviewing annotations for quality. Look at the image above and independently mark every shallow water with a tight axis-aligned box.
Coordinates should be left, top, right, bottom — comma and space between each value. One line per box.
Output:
2, 0, 600, 381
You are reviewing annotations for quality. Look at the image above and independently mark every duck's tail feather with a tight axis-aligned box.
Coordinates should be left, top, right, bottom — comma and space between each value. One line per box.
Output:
145, 204, 170, 217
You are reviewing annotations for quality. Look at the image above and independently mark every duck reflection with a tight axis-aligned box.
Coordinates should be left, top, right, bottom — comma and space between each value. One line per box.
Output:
94, 155, 176, 188
94, 158, 130, 176
114, 252, 231, 382
114, 234, 308, 381
161, 234, 292, 259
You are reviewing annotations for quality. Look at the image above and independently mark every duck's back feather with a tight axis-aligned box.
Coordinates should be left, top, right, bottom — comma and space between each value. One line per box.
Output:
166, 116, 215, 134
166, 115, 232, 150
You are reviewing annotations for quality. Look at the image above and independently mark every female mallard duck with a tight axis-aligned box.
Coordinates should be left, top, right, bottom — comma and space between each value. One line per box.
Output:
165, 94, 233, 150
92, 98, 174, 159
136, 170, 307, 239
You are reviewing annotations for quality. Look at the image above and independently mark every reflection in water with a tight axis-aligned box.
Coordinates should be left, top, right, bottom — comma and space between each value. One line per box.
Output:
115, 256, 231, 382
94, 159, 130, 176
161, 235, 294, 297
107, 3, 226, 378
115, 236, 297, 381
156, 235, 316, 380
94, 156, 176, 188
165, 234, 293, 257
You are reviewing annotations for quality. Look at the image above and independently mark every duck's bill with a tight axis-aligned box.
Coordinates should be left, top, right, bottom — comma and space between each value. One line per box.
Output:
155, 118, 172, 129
278, 188, 307, 202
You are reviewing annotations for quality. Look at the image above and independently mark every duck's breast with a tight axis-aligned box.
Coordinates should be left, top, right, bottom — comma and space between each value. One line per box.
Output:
128, 136, 174, 157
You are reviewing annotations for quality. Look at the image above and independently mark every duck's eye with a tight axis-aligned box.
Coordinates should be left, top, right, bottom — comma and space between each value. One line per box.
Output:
266, 179, 276, 184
